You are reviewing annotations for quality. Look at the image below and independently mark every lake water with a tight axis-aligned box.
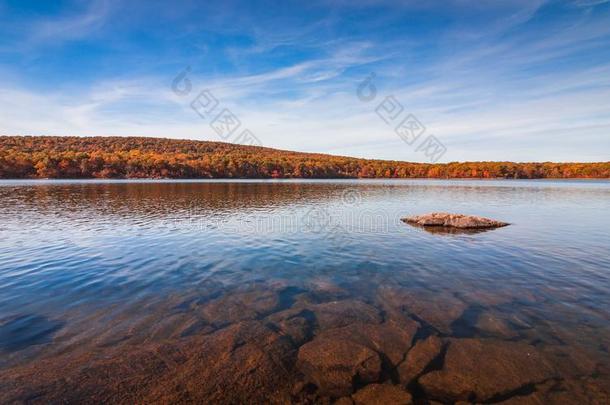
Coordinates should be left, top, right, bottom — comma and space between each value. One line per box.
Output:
1, 180, 609, 403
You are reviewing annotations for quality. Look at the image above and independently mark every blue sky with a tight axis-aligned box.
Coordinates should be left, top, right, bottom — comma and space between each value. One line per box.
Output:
1, 0, 609, 162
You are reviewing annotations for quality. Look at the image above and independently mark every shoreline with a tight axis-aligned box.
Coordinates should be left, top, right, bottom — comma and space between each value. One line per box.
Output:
1, 177, 609, 182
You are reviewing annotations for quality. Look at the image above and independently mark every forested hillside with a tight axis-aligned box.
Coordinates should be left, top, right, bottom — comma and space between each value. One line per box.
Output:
1, 136, 608, 179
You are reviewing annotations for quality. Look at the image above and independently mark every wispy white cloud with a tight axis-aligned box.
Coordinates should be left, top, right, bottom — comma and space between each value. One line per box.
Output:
32, 1, 110, 43
4, 56, 609, 164
1, 0, 609, 162
2, 0, 113, 52
569, 0, 610, 7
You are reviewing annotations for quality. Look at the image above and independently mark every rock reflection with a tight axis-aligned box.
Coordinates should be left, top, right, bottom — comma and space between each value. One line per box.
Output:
406, 223, 500, 235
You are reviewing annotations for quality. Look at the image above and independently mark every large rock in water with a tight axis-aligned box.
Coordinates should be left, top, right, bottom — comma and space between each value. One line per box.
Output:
402, 213, 509, 229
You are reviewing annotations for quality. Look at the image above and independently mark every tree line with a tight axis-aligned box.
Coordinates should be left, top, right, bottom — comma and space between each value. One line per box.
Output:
1, 136, 608, 179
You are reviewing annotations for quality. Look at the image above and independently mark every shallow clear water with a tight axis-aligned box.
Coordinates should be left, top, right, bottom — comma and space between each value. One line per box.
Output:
1, 179, 609, 402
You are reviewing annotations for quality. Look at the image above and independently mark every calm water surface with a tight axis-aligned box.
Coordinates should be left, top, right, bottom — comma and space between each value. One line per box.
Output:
0, 179, 609, 402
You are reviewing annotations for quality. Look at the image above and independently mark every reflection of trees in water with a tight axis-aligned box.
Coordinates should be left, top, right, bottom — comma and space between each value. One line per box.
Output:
0, 182, 412, 234
0, 182, 339, 223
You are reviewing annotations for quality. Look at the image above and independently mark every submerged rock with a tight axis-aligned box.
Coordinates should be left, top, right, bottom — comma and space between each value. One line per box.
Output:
402, 213, 509, 229
352, 383, 413, 404
419, 338, 557, 402
335, 397, 355, 405
377, 287, 467, 334
200, 289, 281, 327
0, 320, 297, 404
316, 321, 419, 367
493, 377, 610, 404
297, 338, 382, 397
475, 311, 520, 339
397, 335, 444, 385
145, 321, 297, 403
310, 300, 383, 330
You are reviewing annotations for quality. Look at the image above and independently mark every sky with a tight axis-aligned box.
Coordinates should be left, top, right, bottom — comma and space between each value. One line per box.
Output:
0, 0, 609, 162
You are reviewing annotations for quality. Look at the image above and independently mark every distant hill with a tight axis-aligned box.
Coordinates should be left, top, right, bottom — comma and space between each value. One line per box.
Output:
0, 136, 608, 179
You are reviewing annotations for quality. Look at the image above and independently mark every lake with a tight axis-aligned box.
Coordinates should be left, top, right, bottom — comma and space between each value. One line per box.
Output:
1, 179, 609, 403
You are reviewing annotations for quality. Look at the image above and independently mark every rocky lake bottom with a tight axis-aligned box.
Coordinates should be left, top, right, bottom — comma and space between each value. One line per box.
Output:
0, 180, 609, 404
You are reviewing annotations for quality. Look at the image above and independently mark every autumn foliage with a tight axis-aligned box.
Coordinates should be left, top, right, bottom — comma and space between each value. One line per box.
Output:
0, 136, 608, 179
